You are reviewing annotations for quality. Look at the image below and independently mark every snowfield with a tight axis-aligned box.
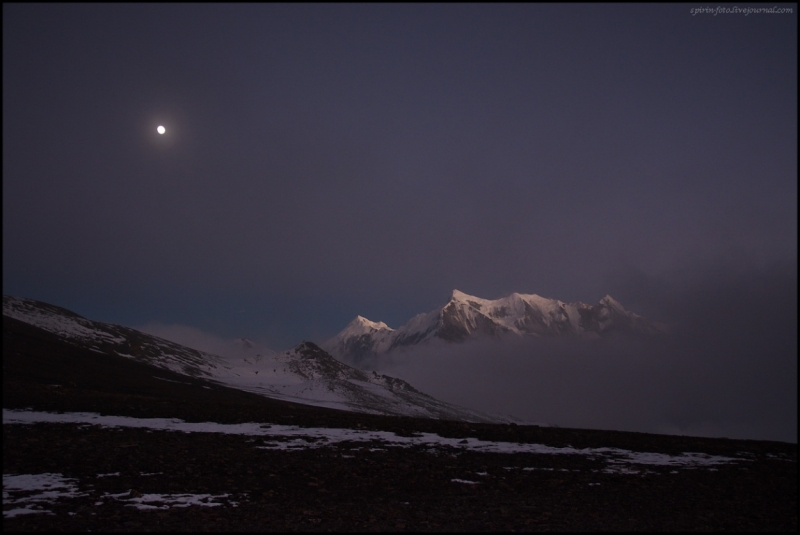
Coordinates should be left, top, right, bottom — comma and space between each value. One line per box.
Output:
3, 409, 743, 467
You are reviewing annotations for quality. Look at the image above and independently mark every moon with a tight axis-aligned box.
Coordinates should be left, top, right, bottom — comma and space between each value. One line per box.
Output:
157, 125, 166, 135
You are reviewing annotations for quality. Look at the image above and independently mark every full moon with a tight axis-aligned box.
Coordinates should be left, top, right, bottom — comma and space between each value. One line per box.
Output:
157, 125, 166, 135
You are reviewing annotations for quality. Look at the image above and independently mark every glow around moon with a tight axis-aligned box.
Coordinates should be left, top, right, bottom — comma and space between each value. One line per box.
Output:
157, 125, 166, 135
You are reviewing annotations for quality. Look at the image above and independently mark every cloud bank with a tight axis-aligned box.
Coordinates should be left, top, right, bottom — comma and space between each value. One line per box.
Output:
133, 258, 796, 443
375, 259, 797, 443
135, 323, 266, 360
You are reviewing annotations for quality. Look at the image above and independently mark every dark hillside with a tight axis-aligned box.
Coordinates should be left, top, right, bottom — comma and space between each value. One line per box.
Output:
3, 315, 796, 531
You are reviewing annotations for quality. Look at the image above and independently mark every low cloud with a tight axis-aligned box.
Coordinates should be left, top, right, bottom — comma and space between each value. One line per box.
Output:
134, 259, 796, 443
376, 259, 797, 443
136, 323, 249, 360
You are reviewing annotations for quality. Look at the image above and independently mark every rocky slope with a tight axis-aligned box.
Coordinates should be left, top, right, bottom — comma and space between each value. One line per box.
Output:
2, 295, 503, 422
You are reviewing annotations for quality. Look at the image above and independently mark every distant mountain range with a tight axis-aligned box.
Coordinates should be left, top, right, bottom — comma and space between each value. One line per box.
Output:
2, 291, 667, 423
324, 289, 669, 367
2, 295, 506, 423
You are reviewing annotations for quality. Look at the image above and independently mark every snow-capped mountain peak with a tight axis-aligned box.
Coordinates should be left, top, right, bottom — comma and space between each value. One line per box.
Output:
450, 289, 482, 303
351, 315, 393, 333
321, 314, 397, 368
325, 290, 669, 366
599, 294, 624, 311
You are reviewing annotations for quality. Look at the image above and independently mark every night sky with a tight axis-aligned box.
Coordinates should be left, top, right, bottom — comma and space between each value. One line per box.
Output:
3, 5, 797, 439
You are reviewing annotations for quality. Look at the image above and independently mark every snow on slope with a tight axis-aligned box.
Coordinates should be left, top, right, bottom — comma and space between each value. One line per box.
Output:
3, 295, 228, 377
2, 295, 505, 423
5, 408, 745, 468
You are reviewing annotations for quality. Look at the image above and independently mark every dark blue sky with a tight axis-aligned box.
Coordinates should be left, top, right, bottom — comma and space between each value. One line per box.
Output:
3, 4, 797, 349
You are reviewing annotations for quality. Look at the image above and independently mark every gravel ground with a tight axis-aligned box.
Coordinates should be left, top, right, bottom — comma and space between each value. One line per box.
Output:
3, 316, 797, 531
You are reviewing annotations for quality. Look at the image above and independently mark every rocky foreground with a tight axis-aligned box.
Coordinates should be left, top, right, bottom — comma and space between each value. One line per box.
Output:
3, 317, 796, 532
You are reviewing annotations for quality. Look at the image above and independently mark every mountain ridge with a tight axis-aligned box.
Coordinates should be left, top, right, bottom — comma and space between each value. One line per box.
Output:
2, 295, 507, 423
324, 289, 669, 367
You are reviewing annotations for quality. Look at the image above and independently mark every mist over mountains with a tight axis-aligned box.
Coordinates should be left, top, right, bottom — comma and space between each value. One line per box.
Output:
335, 262, 798, 443
323, 290, 668, 369
4, 255, 796, 443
